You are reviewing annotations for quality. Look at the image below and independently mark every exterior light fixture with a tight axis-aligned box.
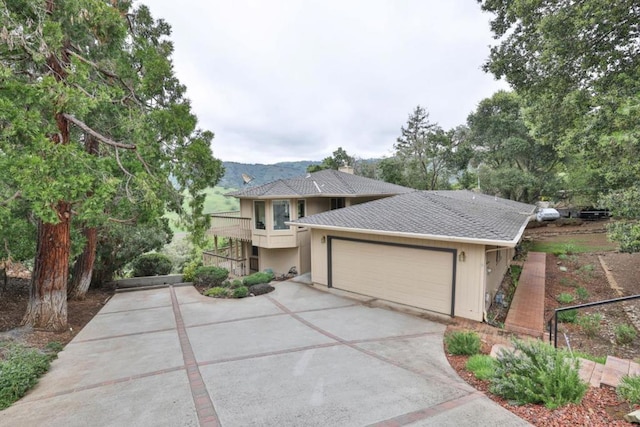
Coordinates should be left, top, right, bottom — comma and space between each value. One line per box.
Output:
458, 251, 466, 262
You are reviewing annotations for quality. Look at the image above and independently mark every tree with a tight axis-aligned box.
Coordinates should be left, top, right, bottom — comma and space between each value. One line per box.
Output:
306, 147, 355, 172
466, 91, 561, 202
0, 1, 222, 330
393, 106, 463, 190
479, 0, 640, 246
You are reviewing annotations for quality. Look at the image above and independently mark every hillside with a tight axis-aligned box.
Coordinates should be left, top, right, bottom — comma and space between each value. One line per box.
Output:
219, 161, 320, 188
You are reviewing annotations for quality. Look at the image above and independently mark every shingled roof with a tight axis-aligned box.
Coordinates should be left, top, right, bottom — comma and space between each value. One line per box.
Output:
291, 190, 535, 246
227, 169, 414, 199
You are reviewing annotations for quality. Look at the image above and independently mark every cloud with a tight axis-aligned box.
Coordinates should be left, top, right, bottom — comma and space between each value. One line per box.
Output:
142, 0, 508, 163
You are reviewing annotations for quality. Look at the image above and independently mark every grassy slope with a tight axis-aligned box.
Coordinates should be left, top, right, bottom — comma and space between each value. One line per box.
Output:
165, 186, 239, 232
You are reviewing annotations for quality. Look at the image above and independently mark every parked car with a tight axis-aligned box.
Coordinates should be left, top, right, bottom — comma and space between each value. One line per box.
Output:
536, 208, 560, 222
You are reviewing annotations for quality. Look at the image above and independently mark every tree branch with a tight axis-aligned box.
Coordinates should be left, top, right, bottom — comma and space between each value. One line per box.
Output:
62, 114, 136, 149
1, 191, 21, 206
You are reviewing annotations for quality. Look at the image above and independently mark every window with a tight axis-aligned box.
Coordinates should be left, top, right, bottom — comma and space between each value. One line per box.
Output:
251, 246, 259, 256
254, 201, 266, 229
331, 197, 345, 210
273, 200, 290, 230
297, 200, 306, 219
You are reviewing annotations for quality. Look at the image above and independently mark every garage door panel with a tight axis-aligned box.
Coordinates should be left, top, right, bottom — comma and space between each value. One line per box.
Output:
330, 239, 453, 315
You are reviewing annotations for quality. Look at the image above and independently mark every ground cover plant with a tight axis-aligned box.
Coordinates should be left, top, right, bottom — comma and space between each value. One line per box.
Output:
444, 331, 481, 356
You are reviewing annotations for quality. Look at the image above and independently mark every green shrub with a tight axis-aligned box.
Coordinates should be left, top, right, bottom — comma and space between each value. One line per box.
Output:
571, 351, 606, 364
242, 271, 275, 286
45, 341, 63, 353
559, 277, 577, 288
231, 279, 243, 288
576, 286, 589, 301
557, 309, 577, 323
466, 354, 496, 380
490, 339, 588, 409
131, 253, 173, 277
181, 258, 202, 282
444, 331, 481, 356
194, 266, 229, 287
203, 287, 229, 298
615, 324, 637, 345
510, 265, 522, 286
556, 293, 575, 304
232, 286, 249, 298
576, 313, 602, 338
563, 243, 577, 255
617, 375, 640, 406
0, 342, 54, 409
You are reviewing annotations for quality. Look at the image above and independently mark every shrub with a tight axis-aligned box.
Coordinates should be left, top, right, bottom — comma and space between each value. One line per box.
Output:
0, 342, 54, 409
466, 354, 495, 380
557, 309, 577, 323
576, 313, 602, 338
618, 375, 640, 406
556, 293, 575, 304
510, 265, 522, 287
243, 271, 275, 286
45, 341, 63, 353
576, 286, 589, 301
232, 286, 249, 298
181, 258, 202, 282
131, 253, 173, 277
444, 331, 481, 356
490, 339, 588, 409
559, 277, 577, 288
563, 243, 577, 255
203, 287, 229, 298
249, 283, 275, 296
231, 279, 243, 288
194, 266, 229, 287
615, 324, 637, 345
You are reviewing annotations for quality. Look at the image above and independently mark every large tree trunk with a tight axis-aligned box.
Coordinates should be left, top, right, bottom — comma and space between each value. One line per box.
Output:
68, 226, 97, 301
22, 201, 71, 331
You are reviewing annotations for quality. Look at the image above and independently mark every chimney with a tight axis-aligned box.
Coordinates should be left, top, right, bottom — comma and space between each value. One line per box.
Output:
338, 165, 354, 174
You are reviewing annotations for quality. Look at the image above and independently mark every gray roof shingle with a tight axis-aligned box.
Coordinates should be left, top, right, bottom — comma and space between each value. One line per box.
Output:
292, 190, 535, 244
228, 169, 413, 199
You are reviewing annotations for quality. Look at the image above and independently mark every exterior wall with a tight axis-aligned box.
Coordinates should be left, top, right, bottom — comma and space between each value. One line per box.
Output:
484, 246, 515, 311
259, 247, 299, 276
309, 229, 488, 321
239, 199, 252, 218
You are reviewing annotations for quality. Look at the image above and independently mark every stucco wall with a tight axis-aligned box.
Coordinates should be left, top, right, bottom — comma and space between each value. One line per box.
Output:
259, 247, 299, 276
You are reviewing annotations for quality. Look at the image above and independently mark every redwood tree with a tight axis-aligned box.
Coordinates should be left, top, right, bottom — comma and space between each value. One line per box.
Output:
0, 1, 222, 329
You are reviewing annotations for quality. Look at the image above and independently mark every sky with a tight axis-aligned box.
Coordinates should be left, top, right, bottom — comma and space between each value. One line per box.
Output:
141, 0, 509, 164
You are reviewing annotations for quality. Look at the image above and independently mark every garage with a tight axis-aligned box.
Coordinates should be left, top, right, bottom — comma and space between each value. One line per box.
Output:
328, 236, 456, 316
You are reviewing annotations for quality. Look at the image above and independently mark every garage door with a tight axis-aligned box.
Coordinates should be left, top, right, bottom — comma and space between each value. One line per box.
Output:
329, 237, 455, 316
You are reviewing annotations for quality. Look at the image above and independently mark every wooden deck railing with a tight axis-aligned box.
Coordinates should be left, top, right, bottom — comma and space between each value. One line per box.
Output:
207, 212, 252, 241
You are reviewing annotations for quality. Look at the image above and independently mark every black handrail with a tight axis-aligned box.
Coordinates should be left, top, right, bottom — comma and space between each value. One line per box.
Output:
549, 294, 640, 348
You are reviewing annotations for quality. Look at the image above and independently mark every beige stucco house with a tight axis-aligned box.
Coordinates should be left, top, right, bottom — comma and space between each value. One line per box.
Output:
289, 191, 535, 322
204, 167, 413, 277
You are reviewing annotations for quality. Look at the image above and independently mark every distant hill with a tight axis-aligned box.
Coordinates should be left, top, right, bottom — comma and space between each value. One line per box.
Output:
219, 161, 320, 188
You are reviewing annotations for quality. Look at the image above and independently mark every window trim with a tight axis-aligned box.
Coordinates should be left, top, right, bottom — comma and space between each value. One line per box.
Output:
254, 200, 266, 230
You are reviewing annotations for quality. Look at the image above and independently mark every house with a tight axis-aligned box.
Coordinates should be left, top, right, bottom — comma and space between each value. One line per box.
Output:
204, 167, 413, 277
289, 190, 535, 322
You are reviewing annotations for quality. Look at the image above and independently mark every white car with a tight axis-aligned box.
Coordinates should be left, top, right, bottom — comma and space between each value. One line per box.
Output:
536, 208, 560, 222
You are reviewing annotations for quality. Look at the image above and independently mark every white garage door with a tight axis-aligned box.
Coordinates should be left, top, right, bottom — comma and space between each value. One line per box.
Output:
330, 238, 455, 316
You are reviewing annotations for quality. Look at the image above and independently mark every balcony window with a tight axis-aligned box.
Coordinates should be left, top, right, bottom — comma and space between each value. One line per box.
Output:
273, 200, 290, 230
297, 200, 306, 219
254, 201, 266, 229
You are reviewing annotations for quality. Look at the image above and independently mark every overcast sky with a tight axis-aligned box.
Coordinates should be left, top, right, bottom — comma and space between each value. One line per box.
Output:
141, 0, 508, 164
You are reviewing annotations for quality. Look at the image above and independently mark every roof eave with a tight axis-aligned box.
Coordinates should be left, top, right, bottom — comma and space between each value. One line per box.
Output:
287, 221, 529, 248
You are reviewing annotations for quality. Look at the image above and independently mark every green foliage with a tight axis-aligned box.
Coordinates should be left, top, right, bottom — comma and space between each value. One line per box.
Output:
181, 259, 201, 283
193, 266, 229, 288
615, 324, 637, 345
242, 271, 275, 286
490, 340, 588, 409
232, 286, 249, 299
465, 355, 496, 380
0, 342, 54, 410
306, 147, 355, 172
617, 375, 640, 406
131, 253, 173, 277
203, 287, 229, 298
606, 220, 640, 254
509, 265, 522, 287
44, 342, 63, 353
575, 287, 589, 301
444, 331, 481, 356
557, 309, 578, 323
556, 293, 575, 304
559, 277, 578, 288
231, 279, 243, 288
576, 313, 602, 338
571, 351, 606, 365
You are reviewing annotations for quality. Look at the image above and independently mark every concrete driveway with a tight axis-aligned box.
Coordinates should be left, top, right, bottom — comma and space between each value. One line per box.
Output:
1, 281, 529, 426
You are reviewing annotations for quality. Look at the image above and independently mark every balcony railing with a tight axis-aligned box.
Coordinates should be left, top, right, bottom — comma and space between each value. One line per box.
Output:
207, 212, 252, 242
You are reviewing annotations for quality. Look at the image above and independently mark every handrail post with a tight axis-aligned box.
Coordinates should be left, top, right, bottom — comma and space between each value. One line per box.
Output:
554, 311, 558, 348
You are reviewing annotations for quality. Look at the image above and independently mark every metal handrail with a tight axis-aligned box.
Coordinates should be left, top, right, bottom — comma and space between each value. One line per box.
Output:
549, 294, 640, 347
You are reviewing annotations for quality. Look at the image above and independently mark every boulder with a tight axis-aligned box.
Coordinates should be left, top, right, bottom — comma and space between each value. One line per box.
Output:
249, 283, 275, 296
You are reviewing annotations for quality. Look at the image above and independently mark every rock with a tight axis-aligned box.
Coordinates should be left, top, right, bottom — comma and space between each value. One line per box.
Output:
559, 266, 568, 272
249, 283, 275, 296
624, 410, 640, 423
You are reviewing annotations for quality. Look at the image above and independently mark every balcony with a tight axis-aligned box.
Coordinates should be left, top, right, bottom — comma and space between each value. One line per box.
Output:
207, 212, 252, 242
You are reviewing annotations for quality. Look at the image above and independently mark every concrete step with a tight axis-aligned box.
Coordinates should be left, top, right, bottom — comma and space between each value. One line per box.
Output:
577, 358, 605, 388
115, 282, 193, 293
600, 356, 637, 388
